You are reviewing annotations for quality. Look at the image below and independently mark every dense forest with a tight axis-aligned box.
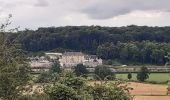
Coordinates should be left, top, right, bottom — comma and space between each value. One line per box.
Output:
9, 25, 170, 65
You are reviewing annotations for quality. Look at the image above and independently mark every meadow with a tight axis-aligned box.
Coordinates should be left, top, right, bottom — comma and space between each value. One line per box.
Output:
116, 73, 170, 84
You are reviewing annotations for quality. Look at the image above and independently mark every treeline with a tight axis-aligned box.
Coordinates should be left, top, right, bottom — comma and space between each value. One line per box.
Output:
97, 41, 170, 65
10, 25, 170, 65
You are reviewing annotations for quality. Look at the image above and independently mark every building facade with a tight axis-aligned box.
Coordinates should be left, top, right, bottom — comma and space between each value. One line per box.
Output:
29, 52, 103, 73
59, 52, 102, 69
59, 52, 85, 68
29, 56, 52, 74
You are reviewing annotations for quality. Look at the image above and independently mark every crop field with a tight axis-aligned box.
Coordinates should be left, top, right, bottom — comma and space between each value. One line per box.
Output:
129, 82, 170, 100
129, 82, 167, 95
133, 96, 170, 100
88, 81, 170, 100
116, 73, 170, 83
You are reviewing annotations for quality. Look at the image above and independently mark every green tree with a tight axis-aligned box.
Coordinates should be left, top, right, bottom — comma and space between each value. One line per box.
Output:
165, 53, 170, 66
90, 81, 131, 100
49, 61, 62, 74
94, 66, 113, 80
137, 66, 150, 82
45, 83, 79, 100
44, 71, 92, 100
44, 71, 131, 100
74, 64, 88, 76
36, 72, 51, 83
18, 93, 50, 100
127, 72, 132, 80
37, 61, 61, 83
0, 15, 30, 100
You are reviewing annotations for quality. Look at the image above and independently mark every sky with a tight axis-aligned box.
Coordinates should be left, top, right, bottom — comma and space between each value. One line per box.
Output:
0, 0, 170, 30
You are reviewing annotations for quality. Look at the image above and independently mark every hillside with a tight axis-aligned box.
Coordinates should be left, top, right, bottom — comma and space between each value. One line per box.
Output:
9, 25, 170, 65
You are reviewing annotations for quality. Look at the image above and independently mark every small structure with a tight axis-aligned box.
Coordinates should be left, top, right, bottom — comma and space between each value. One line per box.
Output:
29, 56, 52, 74
83, 55, 102, 67
45, 53, 62, 60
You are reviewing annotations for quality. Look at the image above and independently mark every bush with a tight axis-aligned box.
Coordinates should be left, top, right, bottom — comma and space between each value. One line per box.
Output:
18, 94, 50, 100
36, 72, 51, 83
94, 66, 114, 80
74, 64, 88, 76
44, 71, 131, 100
137, 66, 150, 82
45, 83, 78, 100
90, 82, 131, 100
127, 73, 132, 80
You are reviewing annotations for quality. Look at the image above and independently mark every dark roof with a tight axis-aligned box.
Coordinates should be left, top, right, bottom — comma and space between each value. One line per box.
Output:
63, 52, 84, 56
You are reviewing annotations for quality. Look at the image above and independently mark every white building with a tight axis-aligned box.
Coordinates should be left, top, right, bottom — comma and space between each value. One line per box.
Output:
83, 55, 102, 67
59, 52, 102, 69
29, 52, 103, 73
45, 53, 62, 60
59, 52, 85, 68
29, 56, 52, 74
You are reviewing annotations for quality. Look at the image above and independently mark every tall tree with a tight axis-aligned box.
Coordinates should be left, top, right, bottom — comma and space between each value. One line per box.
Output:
0, 15, 30, 100
49, 61, 62, 74
94, 66, 114, 80
127, 72, 132, 80
44, 71, 92, 100
73, 64, 88, 76
165, 53, 170, 66
137, 66, 150, 82
44, 71, 131, 100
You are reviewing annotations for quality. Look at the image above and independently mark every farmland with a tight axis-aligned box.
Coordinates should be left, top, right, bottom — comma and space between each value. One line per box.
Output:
88, 81, 170, 100
130, 82, 170, 100
116, 73, 170, 84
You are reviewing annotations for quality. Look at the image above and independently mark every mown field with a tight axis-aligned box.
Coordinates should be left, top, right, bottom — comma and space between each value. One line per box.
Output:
116, 73, 170, 84
88, 81, 170, 100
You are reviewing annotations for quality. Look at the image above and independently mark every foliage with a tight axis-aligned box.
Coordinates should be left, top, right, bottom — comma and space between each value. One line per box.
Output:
36, 72, 52, 83
37, 61, 61, 83
94, 66, 114, 80
57, 71, 86, 90
45, 83, 79, 100
90, 80, 131, 100
74, 64, 88, 76
9, 26, 170, 65
49, 61, 62, 74
127, 73, 132, 80
44, 71, 92, 100
18, 93, 50, 100
44, 71, 131, 100
137, 66, 150, 82
165, 53, 170, 66
0, 15, 30, 100
97, 42, 169, 65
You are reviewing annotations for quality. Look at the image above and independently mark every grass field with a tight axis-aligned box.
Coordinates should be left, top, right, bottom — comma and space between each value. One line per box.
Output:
116, 73, 170, 83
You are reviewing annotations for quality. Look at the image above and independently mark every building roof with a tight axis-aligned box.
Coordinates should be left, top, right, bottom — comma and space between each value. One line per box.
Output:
45, 53, 62, 55
63, 52, 84, 56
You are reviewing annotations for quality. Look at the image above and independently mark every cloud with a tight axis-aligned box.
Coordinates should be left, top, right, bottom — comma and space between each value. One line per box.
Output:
34, 0, 49, 7
0, 0, 170, 29
80, 0, 170, 19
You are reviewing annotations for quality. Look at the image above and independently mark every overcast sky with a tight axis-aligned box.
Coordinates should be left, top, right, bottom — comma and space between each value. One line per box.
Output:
0, 0, 170, 30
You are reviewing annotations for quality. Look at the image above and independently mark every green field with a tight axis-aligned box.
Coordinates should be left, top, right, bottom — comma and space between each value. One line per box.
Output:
116, 73, 170, 84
